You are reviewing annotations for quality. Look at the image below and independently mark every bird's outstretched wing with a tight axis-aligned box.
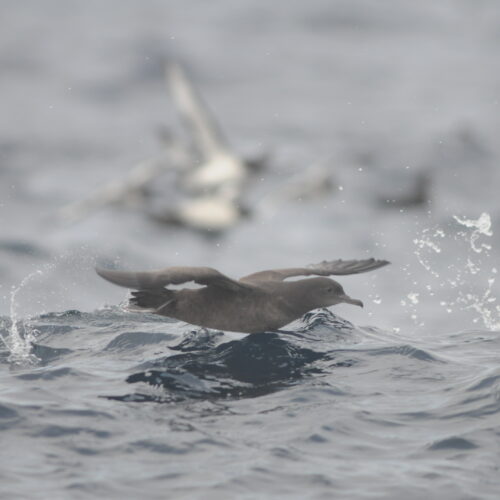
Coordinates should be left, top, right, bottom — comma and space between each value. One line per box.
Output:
167, 63, 228, 162
240, 258, 390, 283
96, 266, 250, 292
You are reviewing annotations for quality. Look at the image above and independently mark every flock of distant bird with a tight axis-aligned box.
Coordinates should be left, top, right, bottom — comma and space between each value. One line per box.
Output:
59, 63, 258, 232
58, 63, 430, 233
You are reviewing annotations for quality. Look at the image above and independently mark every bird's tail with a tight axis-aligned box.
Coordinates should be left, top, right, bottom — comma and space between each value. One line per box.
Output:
129, 288, 175, 312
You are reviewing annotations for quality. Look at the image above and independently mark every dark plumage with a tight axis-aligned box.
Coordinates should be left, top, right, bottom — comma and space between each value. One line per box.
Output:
96, 258, 389, 333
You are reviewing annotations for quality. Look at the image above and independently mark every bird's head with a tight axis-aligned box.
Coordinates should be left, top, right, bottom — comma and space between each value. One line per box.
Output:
304, 277, 363, 309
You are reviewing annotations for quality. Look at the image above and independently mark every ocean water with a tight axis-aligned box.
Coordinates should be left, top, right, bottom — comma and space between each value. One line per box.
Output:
1, 1, 500, 499
1, 309, 499, 499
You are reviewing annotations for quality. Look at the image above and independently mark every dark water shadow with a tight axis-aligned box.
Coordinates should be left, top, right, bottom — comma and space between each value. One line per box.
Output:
109, 310, 357, 404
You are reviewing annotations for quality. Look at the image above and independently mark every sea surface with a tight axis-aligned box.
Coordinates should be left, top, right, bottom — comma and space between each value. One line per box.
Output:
1, 1, 500, 499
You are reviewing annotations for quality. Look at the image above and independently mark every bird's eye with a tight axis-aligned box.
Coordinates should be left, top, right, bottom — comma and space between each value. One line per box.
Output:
327, 287, 333, 292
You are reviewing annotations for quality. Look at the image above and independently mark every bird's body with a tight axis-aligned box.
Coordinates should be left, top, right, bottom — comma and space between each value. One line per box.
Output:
151, 279, 325, 333
156, 283, 285, 333
150, 194, 245, 232
97, 259, 389, 333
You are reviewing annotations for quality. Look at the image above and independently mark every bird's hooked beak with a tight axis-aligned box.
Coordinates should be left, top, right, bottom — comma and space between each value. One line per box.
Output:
339, 294, 364, 308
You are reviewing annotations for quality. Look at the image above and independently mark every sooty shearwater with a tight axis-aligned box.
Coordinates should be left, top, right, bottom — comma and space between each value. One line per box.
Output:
96, 258, 389, 333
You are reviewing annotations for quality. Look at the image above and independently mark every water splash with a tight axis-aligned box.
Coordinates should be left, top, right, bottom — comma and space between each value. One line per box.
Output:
453, 213, 492, 253
1, 270, 43, 365
1, 250, 102, 363
451, 213, 498, 328
407, 293, 420, 305
410, 213, 499, 330
458, 277, 500, 329
413, 228, 444, 278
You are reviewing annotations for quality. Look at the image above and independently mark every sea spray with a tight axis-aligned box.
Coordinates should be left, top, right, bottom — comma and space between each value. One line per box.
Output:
3, 270, 43, 364
410, 213, 499, 330
1, 249, 97, 364
453, 213, 492, 253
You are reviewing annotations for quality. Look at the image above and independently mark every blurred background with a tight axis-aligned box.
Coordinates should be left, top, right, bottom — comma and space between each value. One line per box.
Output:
1, 0, 500, 333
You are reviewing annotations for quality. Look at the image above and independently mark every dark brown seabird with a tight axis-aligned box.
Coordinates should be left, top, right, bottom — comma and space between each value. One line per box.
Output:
96, 259, 389, 334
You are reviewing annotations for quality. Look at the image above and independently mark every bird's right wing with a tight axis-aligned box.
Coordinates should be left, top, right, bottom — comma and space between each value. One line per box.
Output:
167, 63, 228, 162
240, 258, 390, 283
97, 265, 250, 292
